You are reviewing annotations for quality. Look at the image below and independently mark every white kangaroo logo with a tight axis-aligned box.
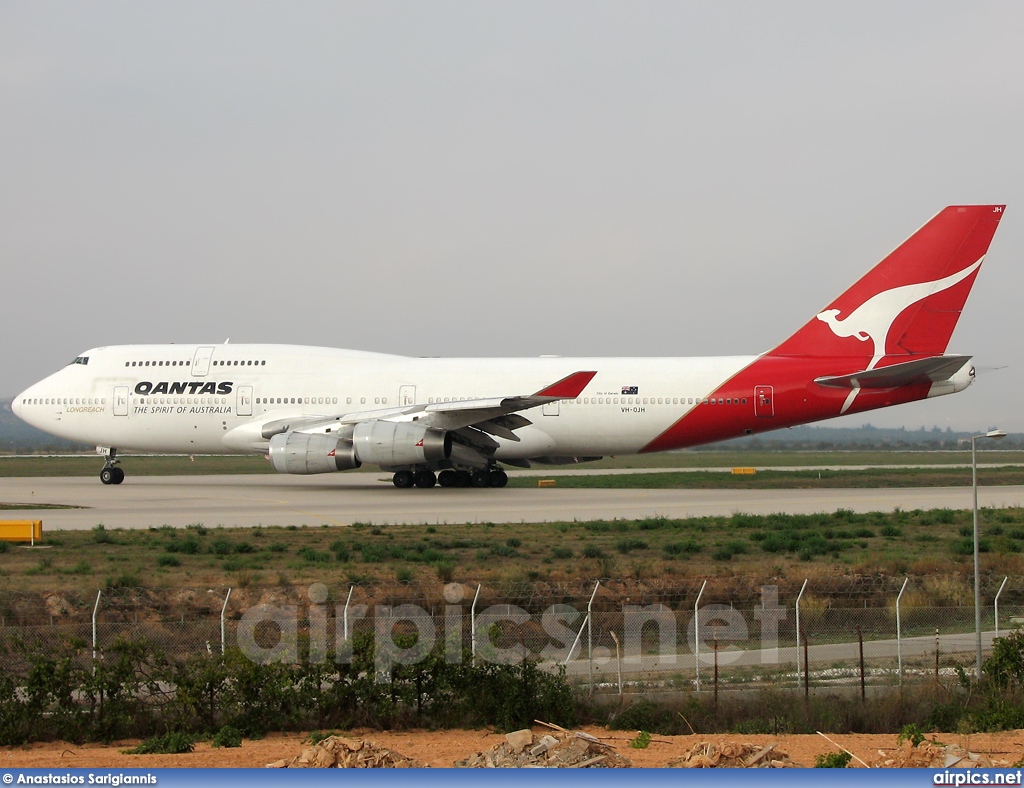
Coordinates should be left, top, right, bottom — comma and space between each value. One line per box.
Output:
816, 256, 983, 412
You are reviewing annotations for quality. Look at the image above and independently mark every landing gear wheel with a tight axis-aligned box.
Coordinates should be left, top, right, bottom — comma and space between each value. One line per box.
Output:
414, 470, 437, 488
489, 469, 508, 488
454, 470, 471, 488
470, 470, 491, 488
111, 467, 125, 485
393, 470, 415, 489
100, 467, 115, 485
438, 470, 456, 488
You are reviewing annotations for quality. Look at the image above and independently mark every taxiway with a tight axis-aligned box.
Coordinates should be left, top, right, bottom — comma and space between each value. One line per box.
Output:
1, 472, 1022, 530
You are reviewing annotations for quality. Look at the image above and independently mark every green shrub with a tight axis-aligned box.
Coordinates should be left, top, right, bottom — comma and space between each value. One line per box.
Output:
211, 725, 242, 748
92, 524, 113, 544
897, 723, 925, 747
434, 561, 455, 582
663, 540, 701, 557
329, 540, 350, 561
210, 538, 232, 555
167, 536, 201, 554
616, 538, 648, 554
630, 730, 652, 749
157, 555, 180, 567
815, 751, 851, 768
125, 732, 194, 754
297, 546, 332, 563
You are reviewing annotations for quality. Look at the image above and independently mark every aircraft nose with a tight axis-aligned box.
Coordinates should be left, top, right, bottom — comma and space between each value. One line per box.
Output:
12, 389, 25, 419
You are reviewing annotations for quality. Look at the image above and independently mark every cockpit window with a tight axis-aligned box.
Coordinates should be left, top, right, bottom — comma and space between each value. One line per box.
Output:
68, 356, 89, 366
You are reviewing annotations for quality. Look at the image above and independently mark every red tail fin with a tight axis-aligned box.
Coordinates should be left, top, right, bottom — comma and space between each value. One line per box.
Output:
772, 205, 1005, 362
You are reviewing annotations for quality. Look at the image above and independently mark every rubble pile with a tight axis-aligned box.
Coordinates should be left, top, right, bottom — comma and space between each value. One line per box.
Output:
875, 742, 1010, 768
666, 741, 796, 768
266, 736, 420, 768
456, 728, 632, 768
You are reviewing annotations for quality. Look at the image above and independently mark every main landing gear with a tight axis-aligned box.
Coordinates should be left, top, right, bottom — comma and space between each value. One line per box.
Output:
99, 450, 125, 485
392, 467, 508, 489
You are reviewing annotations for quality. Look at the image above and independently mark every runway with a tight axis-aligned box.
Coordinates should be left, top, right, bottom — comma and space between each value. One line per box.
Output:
2, 472, 1023, 530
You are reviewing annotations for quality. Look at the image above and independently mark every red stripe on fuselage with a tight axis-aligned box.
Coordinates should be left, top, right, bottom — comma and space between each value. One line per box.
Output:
640, 355, 931, 453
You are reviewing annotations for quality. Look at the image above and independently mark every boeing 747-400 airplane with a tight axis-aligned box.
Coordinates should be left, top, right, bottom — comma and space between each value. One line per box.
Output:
13, 205, 1005, 489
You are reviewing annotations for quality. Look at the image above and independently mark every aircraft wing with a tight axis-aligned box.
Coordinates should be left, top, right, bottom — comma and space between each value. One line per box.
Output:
264, 370, 597, 441
414, 370, 597, 438
814, 355, 972, 389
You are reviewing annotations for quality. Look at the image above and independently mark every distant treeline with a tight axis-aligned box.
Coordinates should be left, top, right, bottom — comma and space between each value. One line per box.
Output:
700, 423, 1024, 451
1, 396, 1020, 454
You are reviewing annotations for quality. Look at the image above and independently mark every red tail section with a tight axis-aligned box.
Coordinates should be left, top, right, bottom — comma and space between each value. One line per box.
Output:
772, 205, 1005, 362
642, 205, 1004, 454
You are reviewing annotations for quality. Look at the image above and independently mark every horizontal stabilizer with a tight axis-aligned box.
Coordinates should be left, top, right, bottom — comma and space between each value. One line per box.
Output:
815, 355, 972, 389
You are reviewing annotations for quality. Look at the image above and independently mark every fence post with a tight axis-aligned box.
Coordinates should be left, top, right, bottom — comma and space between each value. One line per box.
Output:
694, 580, 707, 693
896, 576, 909, 684
563, 611, 589, 666
220, 588, 232, 655
343, 585, 354, 641
994, 576, 1009, 638
795, 579, 808, 678
803, 630, 809, 698
610, 630, 623, 697
470, 584, 481, 662
587, 581, 600, 694
857, 625, 865, 702
91, 589, 102, 669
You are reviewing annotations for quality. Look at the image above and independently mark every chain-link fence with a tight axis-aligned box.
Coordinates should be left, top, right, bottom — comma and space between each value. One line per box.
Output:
2, 577, 1022, 695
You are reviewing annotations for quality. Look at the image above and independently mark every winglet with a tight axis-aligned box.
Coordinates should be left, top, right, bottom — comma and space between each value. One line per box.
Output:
534, 371, 597, 399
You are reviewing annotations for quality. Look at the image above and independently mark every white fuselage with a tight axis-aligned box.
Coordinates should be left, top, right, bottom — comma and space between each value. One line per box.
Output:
12, 344, 757, 460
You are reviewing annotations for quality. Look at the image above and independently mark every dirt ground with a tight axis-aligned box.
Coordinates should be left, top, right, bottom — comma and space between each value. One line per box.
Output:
2, 727, 1023, 769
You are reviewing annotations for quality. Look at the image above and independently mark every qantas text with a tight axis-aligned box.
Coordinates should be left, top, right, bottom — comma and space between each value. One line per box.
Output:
134, 381, 233, 396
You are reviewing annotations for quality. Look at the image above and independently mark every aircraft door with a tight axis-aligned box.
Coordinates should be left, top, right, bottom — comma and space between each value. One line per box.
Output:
236, 385, 253, 417
113, 386, 129, 417
191, 347, 215, 376
542, 400, 560, 416
754, 385, 774, 418
399, 385, 416, 406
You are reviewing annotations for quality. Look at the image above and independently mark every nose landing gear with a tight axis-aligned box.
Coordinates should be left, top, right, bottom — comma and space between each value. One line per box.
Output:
99, 449, 124, 485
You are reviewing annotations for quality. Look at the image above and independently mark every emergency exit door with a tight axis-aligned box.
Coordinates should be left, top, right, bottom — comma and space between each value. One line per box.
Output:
754, 385, 774, 418
113, 386, 129, 417
236, 386, 253, 416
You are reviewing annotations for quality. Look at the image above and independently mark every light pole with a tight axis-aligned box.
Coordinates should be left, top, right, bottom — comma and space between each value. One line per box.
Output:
973, 429, 1006, 681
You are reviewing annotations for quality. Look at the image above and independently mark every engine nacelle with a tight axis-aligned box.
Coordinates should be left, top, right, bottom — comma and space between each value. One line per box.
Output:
268, 432, 361, 474
352, 421, 451, 467
927, 362, 975, 399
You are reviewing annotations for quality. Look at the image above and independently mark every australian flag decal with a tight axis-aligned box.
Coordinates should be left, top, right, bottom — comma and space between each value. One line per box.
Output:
621, 386, 638, 395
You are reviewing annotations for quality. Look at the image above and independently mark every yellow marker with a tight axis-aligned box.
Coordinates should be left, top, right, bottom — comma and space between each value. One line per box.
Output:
731, 467, 756, 475
537, 479, 556, 488
0, 520, 43, 545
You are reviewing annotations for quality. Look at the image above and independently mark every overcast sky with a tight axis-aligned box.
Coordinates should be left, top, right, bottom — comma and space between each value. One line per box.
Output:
2, 2, 1022, 432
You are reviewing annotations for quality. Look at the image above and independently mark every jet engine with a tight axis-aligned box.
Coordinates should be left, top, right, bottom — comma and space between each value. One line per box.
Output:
268, 433, 360, 474
351, 421, 451, 467
268, 422, 453, 475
